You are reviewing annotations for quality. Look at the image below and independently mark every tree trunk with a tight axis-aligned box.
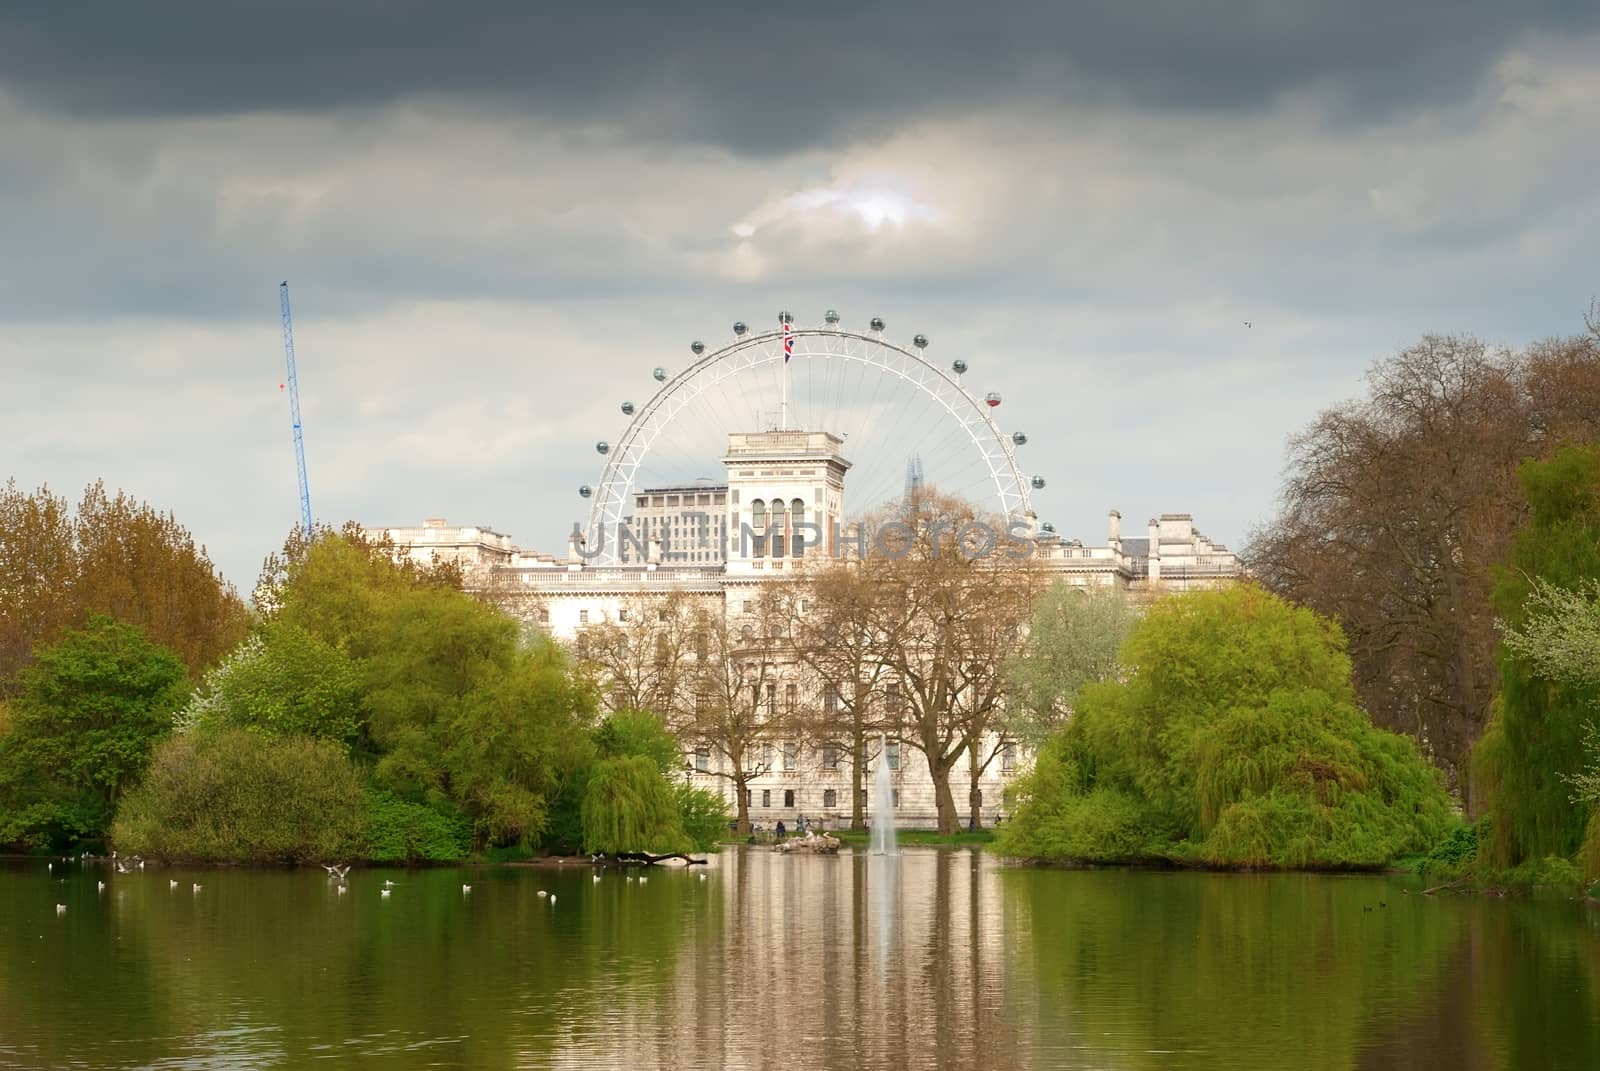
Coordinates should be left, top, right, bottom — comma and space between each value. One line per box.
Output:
850, 736, 866, 831
734, 772, 750, 835
931, 762, 959, 835
967, 741, 983, 830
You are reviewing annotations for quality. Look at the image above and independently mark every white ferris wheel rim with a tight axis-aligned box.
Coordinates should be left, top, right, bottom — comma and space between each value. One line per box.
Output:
585, 324, 1034, 565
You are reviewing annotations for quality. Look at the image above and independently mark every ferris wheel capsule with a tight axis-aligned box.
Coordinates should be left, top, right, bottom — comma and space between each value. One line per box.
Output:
778, 310, 793, 325
951, 359, 968, 375
596, 441, 611, 456
1041, 521, 1055, 534
1031, 475, 1046, 490
733, 321, 748, 336
578, 485, 592, 498
621, 401, 635, 416
690, 340, 705, 355
913, 334, 928, 348
1012, 431, 1027, 446
869, 317, 885, 332
985, 392, 1002, 408
824, 309, 840, 325
652, 367, 667, 382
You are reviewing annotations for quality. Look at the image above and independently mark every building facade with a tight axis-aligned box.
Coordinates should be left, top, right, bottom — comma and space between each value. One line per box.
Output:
366, 430, 1239, 829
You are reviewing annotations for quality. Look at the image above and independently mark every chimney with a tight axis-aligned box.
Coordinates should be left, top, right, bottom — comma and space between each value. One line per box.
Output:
1147, 517, 1161, 582
1108, 509, 1121, 548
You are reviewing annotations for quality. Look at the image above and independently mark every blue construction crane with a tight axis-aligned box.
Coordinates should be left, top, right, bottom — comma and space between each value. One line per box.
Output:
278, 281, 314, 536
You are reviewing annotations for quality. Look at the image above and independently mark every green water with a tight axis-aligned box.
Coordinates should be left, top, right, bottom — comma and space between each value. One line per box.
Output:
2, 850, 1597, 1069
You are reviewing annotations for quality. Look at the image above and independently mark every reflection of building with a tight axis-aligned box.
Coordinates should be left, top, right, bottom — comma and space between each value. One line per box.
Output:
366, 429, 1240, 829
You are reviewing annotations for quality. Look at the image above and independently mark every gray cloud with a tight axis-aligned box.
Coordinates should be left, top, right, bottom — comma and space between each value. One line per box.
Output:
2, 2, 1595, 149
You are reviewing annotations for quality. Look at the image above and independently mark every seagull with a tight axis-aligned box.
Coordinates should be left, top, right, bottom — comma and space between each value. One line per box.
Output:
383, 879, 396, 888
537, 889, 547, 898
322, 864, 351, 880
169, 880, 179, 890
337, 884, 348, 896
592, 873, 601, 884
638, 876, 648, 884
462, 884, 472, 894
625, 875, 635, 883
549, 894, 556, 905
381, 889, 391, 899
97, 881, 106, 893
47, 863, 52, 873
699, 873, 707, 882
1244, 321, 1253, 328
192, 883, 203, 893
56, 904, 66, 915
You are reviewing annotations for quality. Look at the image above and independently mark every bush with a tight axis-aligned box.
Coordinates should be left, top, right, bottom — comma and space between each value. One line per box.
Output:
581, 755, 690, 854
112, 729, 366, 863
674, 782, 730, 851
363, 790, 470, 862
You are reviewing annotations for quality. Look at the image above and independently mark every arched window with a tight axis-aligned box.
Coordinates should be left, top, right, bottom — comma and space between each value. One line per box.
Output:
750, 499, 765, 558
769, 500, 787, 558
791, 498, 806, 557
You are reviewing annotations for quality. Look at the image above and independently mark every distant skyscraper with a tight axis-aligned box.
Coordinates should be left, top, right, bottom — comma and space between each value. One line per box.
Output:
904, 454, 925, 502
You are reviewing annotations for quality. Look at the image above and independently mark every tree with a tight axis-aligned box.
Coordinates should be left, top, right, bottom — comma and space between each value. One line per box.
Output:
577, 591, 699, 716
811, 490, 1043, 834
1005, 581, 1135, 749
580, 755, 691, 854
789, 566, 894, 830
0, 480, 248, 692
677, 591, 802, 835
0, 616, 189, 848
1477, 445, 1600, 865
1247, 329, 1600, 804
996, 586, 1454, 867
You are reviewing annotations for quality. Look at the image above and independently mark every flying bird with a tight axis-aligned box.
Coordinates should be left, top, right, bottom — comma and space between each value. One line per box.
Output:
1243, 321, 1253, 328
322, 864, 351, 880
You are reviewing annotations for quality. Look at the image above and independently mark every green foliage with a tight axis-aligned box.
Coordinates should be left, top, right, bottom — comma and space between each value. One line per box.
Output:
362, 789, 470, 863
0, 616, 188, 848
112, 729, 367, 863
595, 709, 683, 774
176, 621, 363, 745
997, 586, 1454, 867
1005, 581, 1135, 748
1481, 444, 1600, 865
580, 755, 691, 854
673, 781, 730, 851
1415, 821, 1481, 881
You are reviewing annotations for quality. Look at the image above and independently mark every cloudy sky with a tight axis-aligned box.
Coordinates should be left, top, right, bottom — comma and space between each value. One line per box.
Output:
4, 2, 1598, 591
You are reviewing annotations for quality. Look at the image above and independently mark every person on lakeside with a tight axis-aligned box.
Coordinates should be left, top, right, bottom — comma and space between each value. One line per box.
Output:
775, 819, 787, 841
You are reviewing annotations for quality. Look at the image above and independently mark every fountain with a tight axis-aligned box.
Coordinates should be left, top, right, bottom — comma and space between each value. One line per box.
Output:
870, 741, 897, 856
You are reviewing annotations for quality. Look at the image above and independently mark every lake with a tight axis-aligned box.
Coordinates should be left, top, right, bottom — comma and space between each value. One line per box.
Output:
3, 849, 1597, 1069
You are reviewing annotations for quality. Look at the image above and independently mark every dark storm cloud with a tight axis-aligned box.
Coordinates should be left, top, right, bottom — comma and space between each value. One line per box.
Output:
2, 1, 1594, 150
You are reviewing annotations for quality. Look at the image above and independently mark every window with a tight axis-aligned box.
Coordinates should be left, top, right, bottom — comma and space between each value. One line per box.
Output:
782, 741, 796, 771
741, 624, 754, 641
892, 789, 901, 808
537, 608, 550, 624
791, 498, 805, 557
859, 788, 868, 807
823, 745, 838, 770
784, 789, 795, 808
751, 499, 766, 531
762, 743, 773, 768
746, 789, 753, 808
886, 682, 902, 714
886, 740, 900, 770
618, 608, 629, 622
765, 682, 777, 715
823, 789, 837, 809
1001, 743, 1017, 773
742, 600, 752, 613
798, 599, 808, 613
762, 789, 771, 808
658, 608, 669, 622
579, 609, 589, 625
823, 684, 839, 715
695, 747, 709, 772
654, 635, 670, 667
695, 631, 708, 660
785, 683, 797, 711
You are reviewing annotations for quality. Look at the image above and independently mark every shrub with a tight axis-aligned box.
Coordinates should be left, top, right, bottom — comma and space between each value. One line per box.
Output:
363, 790, 470, 862
674, 782, 730, 851
112, 729, 366, 862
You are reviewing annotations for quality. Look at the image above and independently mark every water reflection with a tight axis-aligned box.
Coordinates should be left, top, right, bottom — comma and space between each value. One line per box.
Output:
1, 854, 1597, 1069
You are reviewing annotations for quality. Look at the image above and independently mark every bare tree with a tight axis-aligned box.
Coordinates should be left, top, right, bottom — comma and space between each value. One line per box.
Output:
575, 591, 698, 716
677, 589, 803, 834
1247, 329, 1600, 806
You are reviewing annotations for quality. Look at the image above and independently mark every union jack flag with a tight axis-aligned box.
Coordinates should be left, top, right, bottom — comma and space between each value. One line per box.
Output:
783, 321, 793, 363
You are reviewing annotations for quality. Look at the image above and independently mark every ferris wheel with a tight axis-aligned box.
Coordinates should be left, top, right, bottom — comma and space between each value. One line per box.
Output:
580, 311, 1046, 565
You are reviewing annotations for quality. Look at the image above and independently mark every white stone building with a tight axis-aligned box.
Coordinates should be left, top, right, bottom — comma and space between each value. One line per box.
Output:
366, 429, 1239, 829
